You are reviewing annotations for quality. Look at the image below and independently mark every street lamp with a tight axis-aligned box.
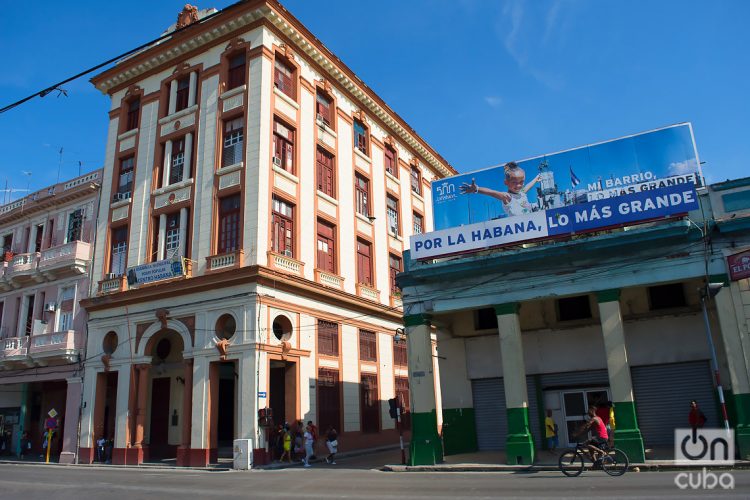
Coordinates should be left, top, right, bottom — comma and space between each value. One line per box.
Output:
699, 282, 731, 433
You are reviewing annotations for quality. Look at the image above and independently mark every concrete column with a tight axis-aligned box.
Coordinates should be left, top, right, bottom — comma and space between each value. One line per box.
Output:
190, 356, 210, 466
237, 350, 255, 440
133, 364, 149, 455
163, 139, 173, 187
596, 289, 645, 463
168, 79, 178, 115
183, 132, 193, 182
176, 358, 193, 466
713, 277, 750, 459
494, 303, 534, 465
78, 367, 98, 460
27, 224, 37, 253
438, 336, 478, 455
59, 377, 82, 464
178, 208, 188, 258
158, 213, 167, 261
188, 71, 197, 108
112, 365, 133, 464
16, 383, 28, 457
405, 313, 442, 465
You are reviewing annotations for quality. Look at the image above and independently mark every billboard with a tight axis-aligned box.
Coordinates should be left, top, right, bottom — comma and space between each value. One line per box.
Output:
431, 123, 702, 230
412, 124, 702, 260
126, 257, 187, 286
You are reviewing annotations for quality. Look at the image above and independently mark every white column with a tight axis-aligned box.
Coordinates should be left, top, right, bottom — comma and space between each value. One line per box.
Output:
190, 356, 209, 450
27, 224, 38, 253
113, 365, 132, 449
158, 213, 167, 260
163, 139, 173, 187
188, 71, 197, 108
79, 368, 98, 449
182, 132, 193, 182
168, 79, 178, 115
178, 207, 188, 258
237, 350, 256, 440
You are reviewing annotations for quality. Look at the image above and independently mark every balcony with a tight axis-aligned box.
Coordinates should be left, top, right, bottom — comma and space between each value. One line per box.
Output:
206, 250, 243, 272
99, 274, 128, 294
39, 240, 91, 279
0, 336, 30, 363
314, 269, 345, 291
356, 283, 381, 303
267, 251, 304, 277
4, 252, 40, 286
28, 330, 79, 361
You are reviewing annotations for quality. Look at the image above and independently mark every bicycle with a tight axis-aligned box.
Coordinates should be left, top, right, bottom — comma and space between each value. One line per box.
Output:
558, 441, 629, 477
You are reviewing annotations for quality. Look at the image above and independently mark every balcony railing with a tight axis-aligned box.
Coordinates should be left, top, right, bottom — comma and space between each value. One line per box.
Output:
315, 269, 345, 290
99, 274, 127, 294
29, 330, 77, 356
206, 250, 243, 272
267, 251, 304, 276
39, 240, 91, 270
356, 283, 381, 302
0, 336, 29, 359
5, 252, 39, 279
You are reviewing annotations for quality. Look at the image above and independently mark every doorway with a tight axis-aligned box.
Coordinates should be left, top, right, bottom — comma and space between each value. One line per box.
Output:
217, 362, 236, 448
149, 377, 171, 459
269, 360, 297, 426
560, 387, 610, 447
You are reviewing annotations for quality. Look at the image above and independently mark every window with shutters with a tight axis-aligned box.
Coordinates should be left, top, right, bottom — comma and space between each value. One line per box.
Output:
218, 194, 241, 254
169, 136, 186, 185
115, 156, 134, 201
318, 368, 341, 432
274, 58, 295, 99
316, 91, 332, 127
316, 220, 336, 273
175, 76, 190, 112
271, 197, 294, 257
58, 286, 75, 332
355, 174, 370, 217
165, 213, 181, 258
389, 254, 402, 296
109, 226, 128, 276
395, 376, 411, 428
359, 329, 377, 362
356, 239, 372, 286
273, 119, 295, 173
413, 212, 424, 235
227, 52, 246, 90
317, 320, 339, 357
353, 119, 368, 155
387, 196, 400, 236
222, 117, 244, 168
384, 145, 397, 177
393, 339, 407, 367
360, 374, 380, 433
66, 209, 83, 243
316, 148, 335, 198
410, 166, 422, 195
126, 98, 140, 131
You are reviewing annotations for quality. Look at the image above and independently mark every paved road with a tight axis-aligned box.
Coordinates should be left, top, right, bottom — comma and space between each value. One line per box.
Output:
0, 463, 747, 499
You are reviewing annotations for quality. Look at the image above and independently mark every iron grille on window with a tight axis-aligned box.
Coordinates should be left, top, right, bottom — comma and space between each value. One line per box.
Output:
359, 330, 377, 361
413, 213, 424, 234
66, 209, 83, 243
393, 340, 407, 367
317, 320, 339, 357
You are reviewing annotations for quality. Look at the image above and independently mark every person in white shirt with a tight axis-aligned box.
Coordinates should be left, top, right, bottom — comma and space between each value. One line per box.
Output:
460, 161, 540, 218
303, 424, 314, 467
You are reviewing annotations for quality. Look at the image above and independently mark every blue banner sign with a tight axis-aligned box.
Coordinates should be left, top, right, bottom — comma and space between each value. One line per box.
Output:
411, 184, 699, 260
127, 257, 186, 286
432, 123, 702, 231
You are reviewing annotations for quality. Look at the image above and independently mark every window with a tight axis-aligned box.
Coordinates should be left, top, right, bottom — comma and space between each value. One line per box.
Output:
474, 308, 498, 330
109, 226, 128, 276
393, 339, 407, 367
353, 120, 368, 155
386, 196, 400, 236
175, 76, 190, 112
384, 146, 397, 177
218, 194, 241, 254
316, 148, 335, 197
317, 320, 339, 357
273, 119, 295, 173
410, 166, 422, 195
227, 53, 246, 90
389, 254, 402, 296
318, 368, 341, 433
66, 209, 83, 243
58, 286, 75, 332
271, 197, 294, 257
413, 212, 424, 235
169, 136, 186, 185
316, 220, 336, 273
557, 295, 592, 321
274, 58, 295, 99
115, 156, 134, 201
395, 376, 411, 428
356, 239, 372, 286
355, 174, 370, 217
222, 117, 244, 167
2, 234, 13, 257
360, 374, 379, 433
126, 98, 140, 131
316, 91, 332, 126
165, 213, 181, 257
648, 283, 687, 310
359, 329, 377, 361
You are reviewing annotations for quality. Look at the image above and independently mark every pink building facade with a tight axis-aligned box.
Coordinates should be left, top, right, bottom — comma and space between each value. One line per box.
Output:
0, 171, 101, 463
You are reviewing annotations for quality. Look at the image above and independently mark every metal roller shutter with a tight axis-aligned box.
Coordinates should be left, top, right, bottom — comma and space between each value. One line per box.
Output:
539, 369, 609, 389
472, 378, 506, 450
632, 360, 717, 446
526, 377, 542, 448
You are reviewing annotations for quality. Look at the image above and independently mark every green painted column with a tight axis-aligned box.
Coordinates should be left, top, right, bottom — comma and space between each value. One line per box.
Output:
16, 383, 28, 457
494, 303, 534, 465
405, 314, 443, 465
596, 289, 645, 463
713, 278, 750, 460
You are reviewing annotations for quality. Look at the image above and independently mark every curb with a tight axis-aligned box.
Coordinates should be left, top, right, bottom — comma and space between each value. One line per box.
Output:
255, 444, 402, 471
381, 462, 750, 473
0, 459, 231, 472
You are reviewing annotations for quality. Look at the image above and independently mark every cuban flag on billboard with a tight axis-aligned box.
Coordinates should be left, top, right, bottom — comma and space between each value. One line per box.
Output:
570, 166, 581, 187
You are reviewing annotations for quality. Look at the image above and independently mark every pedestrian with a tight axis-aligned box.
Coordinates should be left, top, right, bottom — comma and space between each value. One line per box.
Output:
307, 420, 318, 459
280, 423, 292, 463
303, 423, 314, 467
325, 425, 338, 464
19, 431, 31, 459
688, 400, 707, 432
544, 409, 558, 452
96, 436, 107, 463
293, 428, 304, 461
608, 402, 616, 447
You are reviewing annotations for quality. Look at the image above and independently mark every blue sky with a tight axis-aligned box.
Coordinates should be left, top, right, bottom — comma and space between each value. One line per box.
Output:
1, 0, 748, 203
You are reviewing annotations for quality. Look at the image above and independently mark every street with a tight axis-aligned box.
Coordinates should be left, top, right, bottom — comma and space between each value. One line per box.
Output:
0, 463, 747, 499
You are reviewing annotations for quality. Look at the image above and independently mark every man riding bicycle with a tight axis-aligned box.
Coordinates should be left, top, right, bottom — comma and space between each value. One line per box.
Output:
578, 405, 609, 465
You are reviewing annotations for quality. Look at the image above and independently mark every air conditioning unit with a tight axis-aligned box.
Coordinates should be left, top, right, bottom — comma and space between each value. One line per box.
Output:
389, 225, 399, 236
44, 302, 57, 312
113, 192, 131, 202
272, 157, 282, 167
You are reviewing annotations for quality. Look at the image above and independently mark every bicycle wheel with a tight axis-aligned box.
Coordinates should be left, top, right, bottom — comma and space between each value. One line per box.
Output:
558, 449, 584, 477
601, 448, 629, 477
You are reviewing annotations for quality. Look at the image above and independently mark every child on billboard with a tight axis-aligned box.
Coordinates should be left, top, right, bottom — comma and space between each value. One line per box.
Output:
459, 161, 541, 217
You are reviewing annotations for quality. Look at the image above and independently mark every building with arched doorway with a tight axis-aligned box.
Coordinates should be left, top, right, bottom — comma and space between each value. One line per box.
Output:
77, 2, 454, 466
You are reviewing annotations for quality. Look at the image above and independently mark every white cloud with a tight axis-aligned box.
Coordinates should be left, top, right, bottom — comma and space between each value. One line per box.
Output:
484, 96, 503, 108
669, 158, 699, 176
